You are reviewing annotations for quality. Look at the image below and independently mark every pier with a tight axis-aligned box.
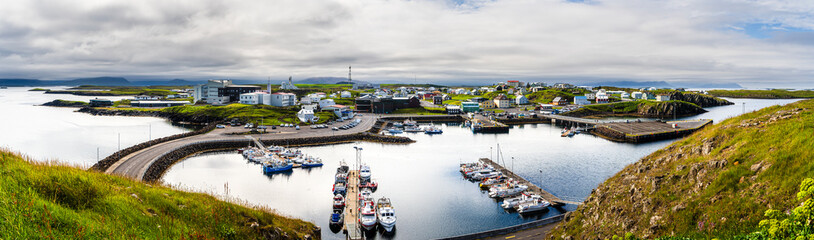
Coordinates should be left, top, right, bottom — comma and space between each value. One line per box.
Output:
594, 119, 713, 142
479, 158, 581, 207
464, 114, 511, 133
344, 170, 363, 240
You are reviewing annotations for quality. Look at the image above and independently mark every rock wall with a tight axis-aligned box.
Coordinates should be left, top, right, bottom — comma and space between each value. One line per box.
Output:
669, 92, 733, 107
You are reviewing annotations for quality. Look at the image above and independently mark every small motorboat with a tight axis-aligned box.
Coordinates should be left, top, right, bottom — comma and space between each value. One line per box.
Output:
359, 188, 373, 202
333, 182, 347, 196
424, 127, 443, 134
333, 194, 345, 209
358, 199, 378, 231
471, 171, 502, 180
337, 160, 349, 174
329, 211, 344, 226
335, 173, 348, 183
403, 126, 423, 132
262, 160, 293, 174
387, 128, 403, 134
392, 122, 404, 128
376, 197, 397, 233
359, 165, 372, 181
489, 184, 528, 198
516, 199, 551, 215
501, 194, 543, 209
479, 177, 506, 189
302, 157, 324, 168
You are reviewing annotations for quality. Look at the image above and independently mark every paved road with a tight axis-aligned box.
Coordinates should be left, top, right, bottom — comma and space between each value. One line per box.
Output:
483, 223, 558, 240
106, 115, 378, 181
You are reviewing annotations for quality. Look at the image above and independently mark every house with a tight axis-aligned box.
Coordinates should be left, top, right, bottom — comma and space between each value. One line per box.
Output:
194, 79, 230, 104
585, 93, 596, 99
631, 92, 643, 99
515, 95, 529, 105
297, 109, 316, 123
239, 92, 270, 105
656, 94, 671, 101
507, 80, 522, 87
433, 95, 444, 105
461, 102, 480, 112
573, 96, 590, 105
340, 91, 352, 98
269, 92, 297, 107
621, 92, 631, 99
89, 98, 113, 107
494, 94, 511, 108
596, 94, 610, 103
531, 86, 546, 92
442, 94, 452, 101
322, 105, 354, 118
446, 105, 462, 114
301, 104, 318, 111
480, 100, 496, 109
318, 99, 336, 108
552, 97, 568, 106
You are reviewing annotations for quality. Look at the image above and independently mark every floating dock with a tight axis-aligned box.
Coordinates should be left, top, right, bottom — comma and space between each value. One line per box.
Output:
479, 158, 581, 207
343, 170, 363, 240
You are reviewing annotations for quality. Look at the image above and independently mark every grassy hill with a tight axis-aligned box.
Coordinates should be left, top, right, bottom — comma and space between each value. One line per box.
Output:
549, 99, 813, 239
708, 89, 814, 99
0, 150, 316, 239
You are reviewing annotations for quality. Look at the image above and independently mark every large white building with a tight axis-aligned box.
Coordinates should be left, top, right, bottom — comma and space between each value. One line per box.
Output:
318, 99, 336, 108
280, 76, 298, 90
270, 92, 297, 107
194, 80, 231, 104
239, 92, 270, 105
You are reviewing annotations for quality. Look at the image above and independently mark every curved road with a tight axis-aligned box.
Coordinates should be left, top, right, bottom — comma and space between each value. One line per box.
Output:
106, 115, 379, 181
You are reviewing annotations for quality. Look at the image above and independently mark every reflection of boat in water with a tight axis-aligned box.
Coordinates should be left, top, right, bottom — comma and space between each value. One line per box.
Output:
376, 197, 397, 233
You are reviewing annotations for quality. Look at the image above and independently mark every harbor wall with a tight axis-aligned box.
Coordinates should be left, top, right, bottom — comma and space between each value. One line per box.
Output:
594, 120, 713, 143
89, 122, 219, 172
436, 214, 565, 240
380, 115, 465, 122
142, 133, 414, 182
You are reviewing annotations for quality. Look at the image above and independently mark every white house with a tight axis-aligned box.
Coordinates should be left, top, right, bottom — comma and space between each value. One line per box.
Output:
270, 92, 297, 107
515, 95, 529, 105
631, 92, 643, 99
193, 79, 231, 104
322, 105, 354, 119
134, 95, 161, 100
656, 94, 671, 101
621, 92, 631, 99
318, 99, 336, 108
574, 96, 590, 105
494, 94, 511, 108
297, 109, 316, 123
340, 91, 352, 98
596, 93, 610, 103
239, 92, 270, 105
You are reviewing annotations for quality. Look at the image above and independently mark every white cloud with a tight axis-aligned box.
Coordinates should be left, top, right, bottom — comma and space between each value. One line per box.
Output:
0, 0, 813, 87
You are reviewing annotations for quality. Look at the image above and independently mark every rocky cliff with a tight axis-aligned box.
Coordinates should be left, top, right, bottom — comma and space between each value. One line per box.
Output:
548, 99, 813, 239
563, 100, 707, 118
668, 92, 733, 107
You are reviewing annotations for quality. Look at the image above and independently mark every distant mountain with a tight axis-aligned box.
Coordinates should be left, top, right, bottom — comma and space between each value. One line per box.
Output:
0, 79, 46, 86
594, 81, 675, 88
66, 77, 130, 86
675, 82, 743, 89
130, 79, 200, 86
295, 77, 371, 85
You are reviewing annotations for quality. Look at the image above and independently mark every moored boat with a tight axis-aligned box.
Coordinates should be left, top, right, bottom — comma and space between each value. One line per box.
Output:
424, 126, 443, 134
262, 160, 293, 173
489, 184, 528, 198
333, 182, 347, 196
333, 194, 345, 209
516, 199, 551, 215
358, 199, 378, 231
329, 211, 344, 226
302, 157, 323, 168
359, 164, 372, 181
376, 197, 397, 232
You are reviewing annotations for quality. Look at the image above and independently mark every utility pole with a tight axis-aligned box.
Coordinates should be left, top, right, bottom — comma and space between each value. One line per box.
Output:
511, 157, 514, 172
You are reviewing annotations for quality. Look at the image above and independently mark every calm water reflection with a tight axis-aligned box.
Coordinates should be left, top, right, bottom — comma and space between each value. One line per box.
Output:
0, 87, 189, 167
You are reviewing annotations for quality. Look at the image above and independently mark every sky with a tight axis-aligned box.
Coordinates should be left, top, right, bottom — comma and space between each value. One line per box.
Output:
1, 0, 813, 88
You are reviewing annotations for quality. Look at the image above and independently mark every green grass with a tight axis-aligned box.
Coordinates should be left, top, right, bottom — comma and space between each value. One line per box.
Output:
391, 107, 446, 115
708, 89, 814, 99
525, 89, 580, 104
550, 99, 814, 239
42, 99, 89, 107
28, 88, 50, 91
161, 104, 336, 125
293, 84, 352, 89
0, 150, 315, 239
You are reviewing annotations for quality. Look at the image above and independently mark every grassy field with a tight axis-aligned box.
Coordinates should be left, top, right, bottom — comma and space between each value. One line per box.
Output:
0, 150, 315, 239
708, 89, 814, 99
161, 104, 336, 125
28, 88, 50, 91
550, 99, 814, 239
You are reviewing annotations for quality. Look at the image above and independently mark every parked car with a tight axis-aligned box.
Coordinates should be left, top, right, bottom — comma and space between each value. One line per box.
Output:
271, 125, 277, 129
332, 127, 339, 131
216, 124, 226, 128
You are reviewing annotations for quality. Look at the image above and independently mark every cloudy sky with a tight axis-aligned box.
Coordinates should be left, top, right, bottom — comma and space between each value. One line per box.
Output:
1, 0, 813, 88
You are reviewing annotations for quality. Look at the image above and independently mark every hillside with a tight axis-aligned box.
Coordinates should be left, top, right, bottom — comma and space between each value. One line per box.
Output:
562, 100, 707, 118
0, 150, 317, 239
548, 99, 813, 239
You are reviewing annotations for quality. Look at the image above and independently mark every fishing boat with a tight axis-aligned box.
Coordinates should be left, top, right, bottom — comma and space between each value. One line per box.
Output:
403, 126, 423, 132
471, 171, 502, 180
489, 184, 528, 198
501, 193, 543, 210
359, 188, 373, 202
479, 177, 507, 189
332, 182, 347, 196
403, 119, 417, 126
267, 145, 285, 152
262, 160, 293, 173
302, 157, 324, 168
516, 199, 551, 215
333, 194, 345, 209
387, 128, 403, 134
392, 122, 404, 128
337, 160, 349, 174
376, 197, 397, 232
424, 126, 443, 134
329, 211, 344, 226
358, 199, 378, 231
359, 180, 378, 191
359, 164, 372, 181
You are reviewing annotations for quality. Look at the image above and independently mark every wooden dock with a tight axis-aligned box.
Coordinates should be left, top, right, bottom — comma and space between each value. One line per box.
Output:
479, 158, 581, 207
344, 170, 363, 240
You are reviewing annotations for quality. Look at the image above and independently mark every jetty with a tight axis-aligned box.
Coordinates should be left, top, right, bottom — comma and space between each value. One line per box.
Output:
464, 114, 510, 133
343, 170, 363, 240
479, 158, 581, 207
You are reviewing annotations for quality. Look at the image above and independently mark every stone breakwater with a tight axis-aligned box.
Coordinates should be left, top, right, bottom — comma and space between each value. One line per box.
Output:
90, 123, 218, 172
142, 132, 413, 182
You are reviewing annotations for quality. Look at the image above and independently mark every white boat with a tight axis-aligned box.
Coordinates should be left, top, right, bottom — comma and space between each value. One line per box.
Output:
359, 199, 378, 231
333, 194, 345, 209
388, 128, 403, 134
403, 126, 423, 132
359, 164, 372, 181
465, 168, 494, 179
501, 194, 543, 209
489, 184, 528, 198
376, 197, 397, 232
516, 199, 551, 214
359, 188, 373, 202
471, 171, 502, 180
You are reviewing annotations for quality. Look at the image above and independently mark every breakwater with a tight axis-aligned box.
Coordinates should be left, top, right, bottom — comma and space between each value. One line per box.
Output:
142, 133, 413, 182
380, 115, 465, 122
90, 122, 218, 172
